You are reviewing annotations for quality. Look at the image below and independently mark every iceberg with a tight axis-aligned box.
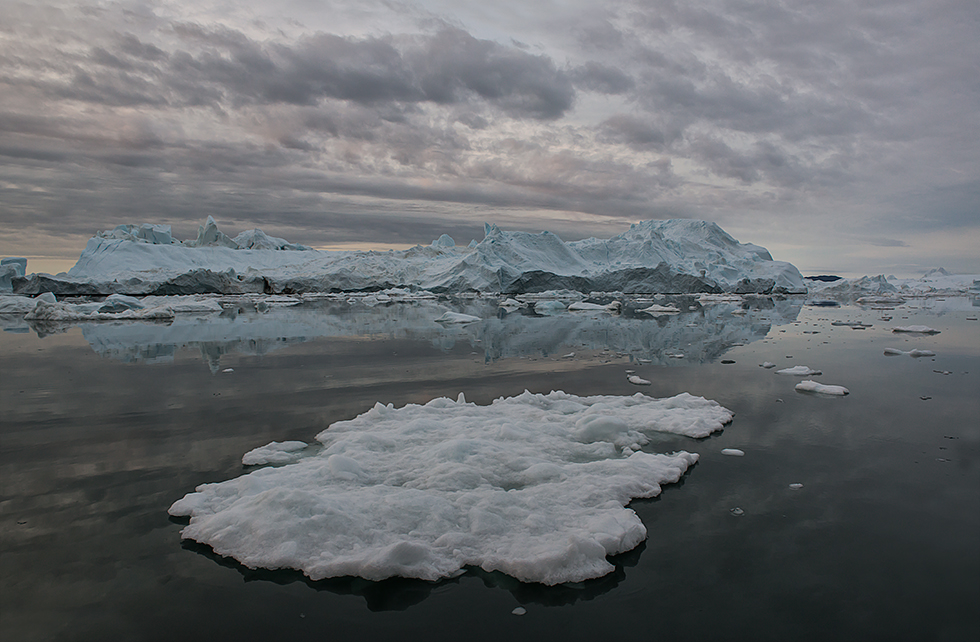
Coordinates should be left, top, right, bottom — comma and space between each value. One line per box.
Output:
170, 390, 733, 585
8, 218, 806, 296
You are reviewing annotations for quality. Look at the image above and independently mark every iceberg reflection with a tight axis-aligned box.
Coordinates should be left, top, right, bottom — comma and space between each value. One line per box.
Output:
52, 295, 804, 371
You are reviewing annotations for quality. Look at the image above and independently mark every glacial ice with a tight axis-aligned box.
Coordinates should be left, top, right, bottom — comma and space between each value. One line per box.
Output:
169, 390, 733, 585
7, 218, 807, 296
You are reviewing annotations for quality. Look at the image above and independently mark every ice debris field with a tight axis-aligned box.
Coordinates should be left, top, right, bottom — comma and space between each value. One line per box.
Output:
170, 390, 733, 585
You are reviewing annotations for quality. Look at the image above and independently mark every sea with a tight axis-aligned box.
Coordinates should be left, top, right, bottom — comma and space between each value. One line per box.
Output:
2, 294, 978, 641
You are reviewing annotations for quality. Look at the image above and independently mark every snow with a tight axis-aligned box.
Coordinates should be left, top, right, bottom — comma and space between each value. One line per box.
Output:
776, 365, 823, 376
169, 390, 733, 585
892, 325, 940, 334
795, 380, 849, 396
8, 218, 806, 296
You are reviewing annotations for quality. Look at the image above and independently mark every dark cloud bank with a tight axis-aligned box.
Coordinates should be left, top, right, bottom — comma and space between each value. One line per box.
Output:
0, 0, 977, 273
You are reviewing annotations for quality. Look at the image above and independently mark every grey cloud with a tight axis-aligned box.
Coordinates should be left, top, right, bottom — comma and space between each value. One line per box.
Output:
570, 62, 634, 94
598, 114, 669, 150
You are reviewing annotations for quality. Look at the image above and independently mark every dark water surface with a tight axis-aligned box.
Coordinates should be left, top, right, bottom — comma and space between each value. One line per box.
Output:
2, 298, 978, 641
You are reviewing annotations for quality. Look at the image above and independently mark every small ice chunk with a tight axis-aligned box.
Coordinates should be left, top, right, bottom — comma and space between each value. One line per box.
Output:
638, 304, 680, 315
97, 294, 145, 313
562, 352, 575, 359
892, 325, 940, 334
789, 483, 804, 490
534, 300, 567, 315
222, 368, 234, 373
512, 607, 526, 616
908, 349, 936, 357
721, 448, 745, 457
760, 362, 776, 369
776, 365, 822, 376
435, 311, 481, 324
795, 380, 849, 396
627, 375, 651, 385
730, 507, 744, 516
242, 441, 308, 466
568, 300, 621, 313
883, 348, 905, 356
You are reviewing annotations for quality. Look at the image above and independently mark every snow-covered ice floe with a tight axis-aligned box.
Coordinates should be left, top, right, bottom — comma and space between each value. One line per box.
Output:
7, 218, 806, 296
776, 365, 823, 376
795, 380, 849, 396
169, 390, 733, 585
892, 325, 940, 334
883, 348, 936, 358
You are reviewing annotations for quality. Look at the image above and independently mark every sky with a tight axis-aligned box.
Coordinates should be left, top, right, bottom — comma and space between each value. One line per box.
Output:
1, 0, 978, 277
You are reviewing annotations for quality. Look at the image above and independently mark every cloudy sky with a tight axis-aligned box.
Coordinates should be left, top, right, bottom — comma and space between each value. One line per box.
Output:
1, 0, 977, 276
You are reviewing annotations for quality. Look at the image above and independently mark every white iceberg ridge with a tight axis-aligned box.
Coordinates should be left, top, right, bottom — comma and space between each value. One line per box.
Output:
8, 217, 806, 296
169, 390, 734, 585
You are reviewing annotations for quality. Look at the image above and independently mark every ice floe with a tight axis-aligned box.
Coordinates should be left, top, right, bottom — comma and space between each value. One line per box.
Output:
795, 380, 849, 396
892, 325, 940, 334
170, 390, 733, 585
883, 348, 936, 357
721, 448, 745, 456
776, 365, 823, 376
638, 304, 681, 315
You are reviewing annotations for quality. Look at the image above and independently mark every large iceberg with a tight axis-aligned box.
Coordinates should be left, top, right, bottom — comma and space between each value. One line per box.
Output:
170, 390, 733, 585
9, 218, 806, 296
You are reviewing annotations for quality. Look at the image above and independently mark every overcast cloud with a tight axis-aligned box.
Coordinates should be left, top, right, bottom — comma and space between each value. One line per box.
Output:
1, 0, 977, 275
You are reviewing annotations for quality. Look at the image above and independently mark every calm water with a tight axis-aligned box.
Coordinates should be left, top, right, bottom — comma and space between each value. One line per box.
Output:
2, 296, 978, 641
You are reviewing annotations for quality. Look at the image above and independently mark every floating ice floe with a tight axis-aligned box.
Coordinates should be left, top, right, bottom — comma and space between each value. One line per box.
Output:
170, 390, 733, 585
883, 348, 936, 357
721, 448, 745, 457
776, 365, 823, 376
627, 375, 652, 385
638, 304, 680, 315
795, 380, 849, 396
567, 301, 621, 313
892, 325, 940, 334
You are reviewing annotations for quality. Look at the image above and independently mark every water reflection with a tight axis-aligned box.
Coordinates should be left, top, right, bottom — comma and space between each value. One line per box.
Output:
17, 296, 802, 371
179, 533, 643, 611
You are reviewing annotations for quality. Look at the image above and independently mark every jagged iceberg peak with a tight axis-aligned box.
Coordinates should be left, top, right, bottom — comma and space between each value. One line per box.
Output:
15, 218, 806, 296
96, 216, 310, 251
